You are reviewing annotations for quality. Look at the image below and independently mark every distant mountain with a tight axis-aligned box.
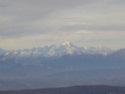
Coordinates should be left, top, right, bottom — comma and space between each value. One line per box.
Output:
110, 48, 125, 60
0, 42, 125, 90
0, 41, 113, 59
0, 48, 5, 55
1, 85, 125, 94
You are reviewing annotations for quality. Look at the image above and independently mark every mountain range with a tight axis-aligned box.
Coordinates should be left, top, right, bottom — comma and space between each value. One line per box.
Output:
0, 41, 113, 58
0, 42, 125, 90
1, 85, 125, 94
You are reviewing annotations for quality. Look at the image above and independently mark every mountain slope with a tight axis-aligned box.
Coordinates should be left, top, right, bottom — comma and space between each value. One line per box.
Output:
0, 53, 125, 90
0, 85, 125, 94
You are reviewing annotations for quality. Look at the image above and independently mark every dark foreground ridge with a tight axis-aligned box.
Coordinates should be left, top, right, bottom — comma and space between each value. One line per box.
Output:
1, 85, 125, 94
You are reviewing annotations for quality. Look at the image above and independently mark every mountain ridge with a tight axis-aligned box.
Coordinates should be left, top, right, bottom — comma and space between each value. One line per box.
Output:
1, 85, 125, 94
0, 42, 114, 59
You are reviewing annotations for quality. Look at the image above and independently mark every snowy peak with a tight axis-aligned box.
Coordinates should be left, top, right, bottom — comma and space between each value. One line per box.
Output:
59, 41, 78, 55
45, 42, 79, 56
0, 42, 114, 59
61, 41, 73, 47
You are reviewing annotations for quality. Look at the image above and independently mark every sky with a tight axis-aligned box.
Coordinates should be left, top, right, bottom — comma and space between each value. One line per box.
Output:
0, 0, 125, 50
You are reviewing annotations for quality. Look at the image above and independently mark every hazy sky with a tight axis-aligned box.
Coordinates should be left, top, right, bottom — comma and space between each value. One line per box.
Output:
0, 0, 125, 50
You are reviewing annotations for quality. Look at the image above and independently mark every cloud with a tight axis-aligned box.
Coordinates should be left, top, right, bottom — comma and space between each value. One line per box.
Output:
58, 24, 125, 32
0, 0, 108, 37
0, 0, 125, 49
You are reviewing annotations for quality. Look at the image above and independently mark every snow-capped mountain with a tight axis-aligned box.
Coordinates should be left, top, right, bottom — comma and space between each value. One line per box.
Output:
0, 48, 5, 55
0, 41, 113, 59
0, 42, 125, 90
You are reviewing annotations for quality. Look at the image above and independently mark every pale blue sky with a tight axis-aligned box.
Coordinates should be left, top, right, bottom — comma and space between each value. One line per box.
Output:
0, 0, 125, 50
